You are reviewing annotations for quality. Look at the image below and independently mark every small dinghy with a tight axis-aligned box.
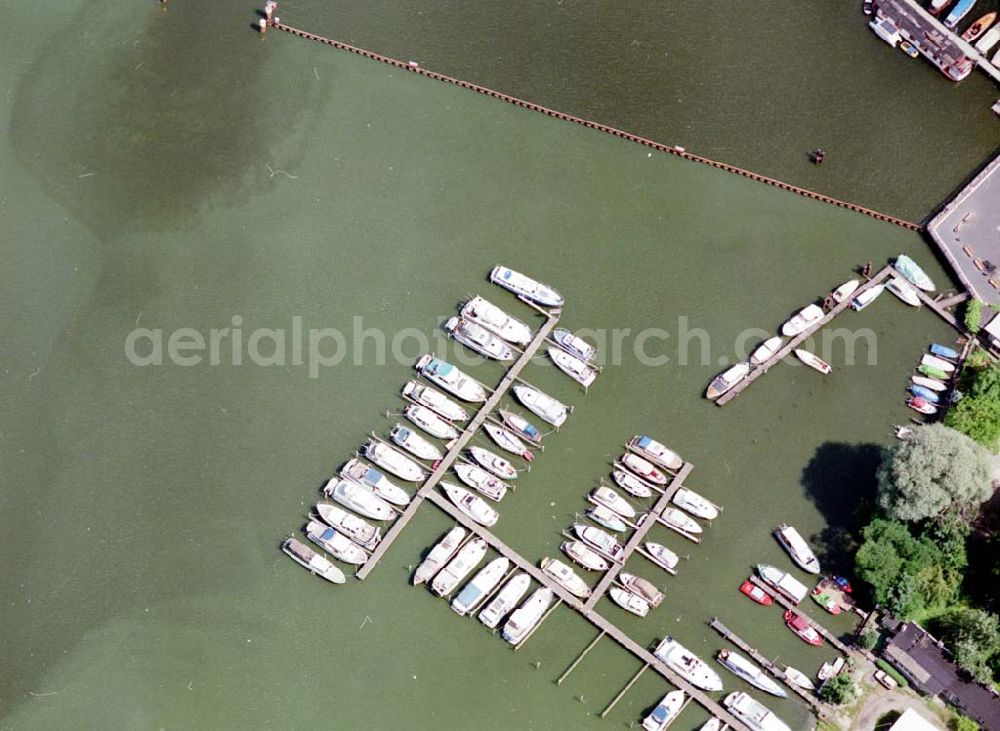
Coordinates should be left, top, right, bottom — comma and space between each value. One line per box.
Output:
628, 435, 683, 471
574, 524, 625, 562
540, 556, 591, 598
894, 424, 917, 440
499, 409, 543, 443
706, 362, 751, 400
403, 403, 459, 440
782, 304, 824, 337
469, 446, 518, 480
784, 610, 823, 646
620, 572, 664, 607
442, 482, 500, 527
513, 384, 568, 427
610, 587, 650, 617
482, 422, 532, 460
775, 524, 821, 574
794, 348, 832, 375
413, 526, 466, 585
490, 265, 564, 307
443, 316, 516, 362
561, 540, 611, 571
415, 354, 488, 402
750, 336, 783, 365
315, 502, 381, 550
784, 665, 817, 690
461, 296, 532, 345
454, 462, 508, 502
672, 487, 719, 520
324, 478, 396, 521
918, 363, 949, 380
553, 328, 596, 362
740, 580, 772, 606
908, 396, 938, 415
886, 276, 921, 307
643, 690, 686, 731
587, 504, 628, 533
644, 542, 679, 573
613, 468, 653, 498
912, 375, 947, 392
909, 385, 941, 403
364, 439, 425, 483
432, 536, 488, 597
895, 254, 936, 291
851, 284, 884, 311
922, 353, 956, 373
478, 572, 531, 629
390, 424, 444, 462
930, 343, 959, 360
452, 557, 510, 616
282, 537, 345, 584
590, 485, 636, 519
660, 507, 702, 535
831, 279, 860, 303
402, 380, 469, 422
341, 458, 411, 507
548, 347, 598, 387
620, 452, 667, 485
305, 520, 368, 565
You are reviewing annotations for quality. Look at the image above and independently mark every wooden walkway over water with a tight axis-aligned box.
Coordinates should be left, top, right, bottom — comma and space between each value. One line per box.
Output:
747, 577, 851, 656
717, 266, 894, 407
583, 462, 694, 610
356, 309, 561, 579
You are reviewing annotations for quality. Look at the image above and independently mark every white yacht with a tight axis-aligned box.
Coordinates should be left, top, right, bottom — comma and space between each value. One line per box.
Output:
482, 422, 530, 458
653, 636, 724, 691
390, 424, 444, 462
451, 557, 510, 616
561, 540, 610, 572
756, 564, 808, 604
315, 502, 381, 550
850, 284, 884, 311
502, 587, 555, 644
620, 572, 664, 607
305, 520, 368, 565
620, 452, 667, 485
403, 403, 460, 440
363, 440, 425, 483
774, 524, 821, 574
490, 265, 565, 307
548, 348, 598, 387
323, 478, 396, 521
628, 435, 683, 471
402, 380, 470, 422
717, 649, 787, 697
512, 384, 568, 427
831, 279, 860, 303
706, 362, 751, 400
644, 542, 679, 573
415, 354, 488, 403
587, 504, 629, 533
574, 524, 625, 562
498, 409, 543, 443
540, 556, 591, 598
478, 572, 531, 628
461, 295, 532, 345
723, 692, 791, 731
672, 487, 719, 521
659, 507, 702, 535
431, 536, 488, 597
444, 316, 516, 362
610, 587, 650, 617
590, 485, 636, 519
453, 462, 508, 502
750, 336, 783, 366
282, 537, 345, 584
469, 446, 518, 480
441, 482, 499, 527
781, 304, 824, 337
642, 690, 685, 731
413, 526, 466, 585
340, 458, 411, 507
553, 327, 597, 362
612, 468, 653, 498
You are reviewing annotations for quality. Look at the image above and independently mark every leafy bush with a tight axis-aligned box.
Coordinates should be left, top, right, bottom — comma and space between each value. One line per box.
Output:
819, 673, 857, 705
952, 714, 979, 731
938, 609, 1000, 685
965, 299, 983, 334
859, 627, 880, 650
945, 362, 1000, 452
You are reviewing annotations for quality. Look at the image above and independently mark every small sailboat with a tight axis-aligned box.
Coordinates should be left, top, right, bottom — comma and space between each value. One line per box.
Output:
644, 542, 679, 573
620, 572, 664, 607
305, 520, 368, 565
512, 384, 568, 427
643, 690, 686, 731
540, 556, 591, 598
621, 452, 667, 485
469, 446, 518, 480
461, 296, 532, 345
895, 254, 936, 291
724, 692, 792, 731
750, 336, 783, 365
453, 462, 508, 502
775, 524, 821, 574
324, 478, 396, 521
478, 572, 531, 628
912, 375, 947, 391
627, 435, 683, 471
794, 349, 832, 375
442, 482, 500, 527
672, 487, 719, 520
653, 637, 724, 691
415, 354, 488, 403
590, 485, 636, 519
610, 587, 650, 617
944, 0, 979, 28
413, 526, 466, 585
930, 343, 959, 360
451, 557, 510, 616
781, 304, 824, 337
908, 396, 938, 415
403, 403, 459, 440
552, 328, 596, 362
499, 409, 543, 443
921, 354, 956, 373
909, 385, 941, 403
364, 439, 425, 483
282, 537, 345, 584
886, 276, 921, 307
574, 524, 625, 563
613, 468, 653, 498
390, 424, 444, 462
340, 458, 411, 507
831, 279, 860, 303
784, 665, 817, 690
587, 504, 629, 533
739, 579, 773, 606
502, 587, 554, 644
402, 380, 469, 422
482, 422, 532, 460
431, 536, 488, 597
561, 540, 611, 572
717, 649, 787, 698
490, 265, 564, 307
851, 284, 884, 311
443, 316, 516, 362
548, 347, 598, 387
784, 610, 823, 646
315, 503, 382, 550
659, 507, 702, 535
706, 362, 751, 400
961, 11, 996, 41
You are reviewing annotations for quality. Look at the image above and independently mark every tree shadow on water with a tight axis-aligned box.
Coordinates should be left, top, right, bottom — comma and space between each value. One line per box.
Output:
800, 441, 884, 576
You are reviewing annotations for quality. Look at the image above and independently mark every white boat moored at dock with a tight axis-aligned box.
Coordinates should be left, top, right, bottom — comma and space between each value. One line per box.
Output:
390, 423, 444, 462
750, 336, 783, 366
561, 540, 610, 572
756, 563, 808, 604
364, 440, 424, 484
482, 422, 530, 458
282, 537, 345, 584
706, 362, 751, 400
414, 526, 467, 585
403, 403, 460, 440
341, 458, 411, 507
672, 487, 719, 520
305, 520, 368, 565
781, 304, 824, 337
654, 636, 724, 691
644, 541, 679, 573
627, 434, 683, 471
502, 587, 555, 644
444, 316, 516, 362
922, 353, 956, 373
619, 572, 664, 607
612, 468, 653, 498
541, 556, 591, 598
469, 445, 518, 480
451, 557, 510, 616
774, 524, 821, 574
478, 572, 531, 628
548, 347, 598, 387
461, 295, 532, 345
895, 254, 936, 291
574, 524, 625, 562
643, 690, 686, 731
851, 284, 884, 311
723, 691, 791, 731
717, 649, 787, 698
553, 327, 596, 362
323, 478, 397, 521
431, 536, 488, 597
498, 409, 543, 443
830, 279, 860, 303
441, 482, 500, 527
610, 587, 650, 617
415, 354, 488, 403
512, 384, 568, 427
402, 380, 470, 422
490, 265, 564, 307
590, 485, 636, 519
587, 504, 629, 533
659, 507, 703, 535
794, 349, 832, 375
315, 502, 381, 550
886, 276, 921, 307
453, 462, 508, 502
620, 452, 667, 485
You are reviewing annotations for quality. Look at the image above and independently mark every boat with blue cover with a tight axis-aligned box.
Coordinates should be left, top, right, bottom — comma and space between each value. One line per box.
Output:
451, 557, 510, 616
944, 0, 979, 28
909, 385, 941, 403
499, 409, 543, 443
643, 690, 685, 731
305, 519, 368, 565
930, 343, 958, 360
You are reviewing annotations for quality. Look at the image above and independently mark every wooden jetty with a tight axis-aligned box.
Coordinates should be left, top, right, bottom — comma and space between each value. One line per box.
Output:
583, 462, 695, 611
708, 618, 829, 718
356, 310, 560, 579
747, 577, 852, 656
717, 266, 893, 407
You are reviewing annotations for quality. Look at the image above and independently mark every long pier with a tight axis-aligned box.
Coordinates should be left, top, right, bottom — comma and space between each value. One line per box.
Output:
583, 462, 695, 611
356, 309, 561, 579
717, 266, 894, 406
747, 576, 852, 656
266, 20, 921, 232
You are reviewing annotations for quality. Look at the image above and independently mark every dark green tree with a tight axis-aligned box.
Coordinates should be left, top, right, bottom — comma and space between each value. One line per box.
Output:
819, 673, 857, 705
939, 609, 1000, 685
946, 362, 1000, 452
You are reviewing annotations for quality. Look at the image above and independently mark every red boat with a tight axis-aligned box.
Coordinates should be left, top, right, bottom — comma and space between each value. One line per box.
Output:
784, 610, 823, 646
740, 580, 773, 606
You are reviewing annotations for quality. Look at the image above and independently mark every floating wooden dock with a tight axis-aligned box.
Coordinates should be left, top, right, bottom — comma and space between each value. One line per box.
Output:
717, 266, 893, 407
747, 576, 852, 656
356, 309, 561, 579
583, 462, 695, 611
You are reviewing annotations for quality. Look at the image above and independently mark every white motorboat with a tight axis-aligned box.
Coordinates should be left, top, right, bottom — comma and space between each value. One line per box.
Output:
282, 537, 345, 584
699, 720, 723, 731
921, 353, 956, 373
886, 276, 920, 307
305, 520, 368, 565
717, 649, 787, 698
590, 485, 636, 519
478, 572, 531, 628
431, 536, 488, 597
461, 295, 532, 345
512, 384, 568, 427
706, 362, 751, 400
548, 347, 598, 387
644, 541, 679, 573
390, 424, 444, 462
627, 434, 683, 471
574, 524, 625, 562
315, 502, 381, 550
654, 636, 724, 691
442, 482, 500, 527
502, 587, 554, 644
587, 504, 629, 533
340, 458, 411, 507
756, 563, 808, 604
540, 556, 591, 598
781, 304, 824, 337
912, 375, 947, 392
619, 572, 664, 607
750, 336, 783, 366
672, 487, 719, 521
794, 348, 832, 375
774, 524, 821, 574
490, 265, 564, 307
561, 540, 610, 572
415, 354, 488, 402
621, 452, 667, 485
482, 422, 531, 458
444, 316, 516, 362
413, 526, 467, 585
323, 478, 396, 521
612, 468, 653, 498
643, 690, 686, 731
831, 279, 860, 303
553, 327, 596, 362
469, 446, 518, 480
851, 284, 884, 311
723, 692, 792, 731
783, 666, 816, 691
499, 409, 543, 443
364, 440, 424, 484
403, 403, 460, 440
453, 462, 508, 502
610, 587, 650, 617
451, 557, 510, 616
895, 254, 936, 292
659, 507, 702, 535
402, 380, 469, 422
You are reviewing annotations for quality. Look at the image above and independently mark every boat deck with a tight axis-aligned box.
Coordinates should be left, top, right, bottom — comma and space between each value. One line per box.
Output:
747, 577, 852, 655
